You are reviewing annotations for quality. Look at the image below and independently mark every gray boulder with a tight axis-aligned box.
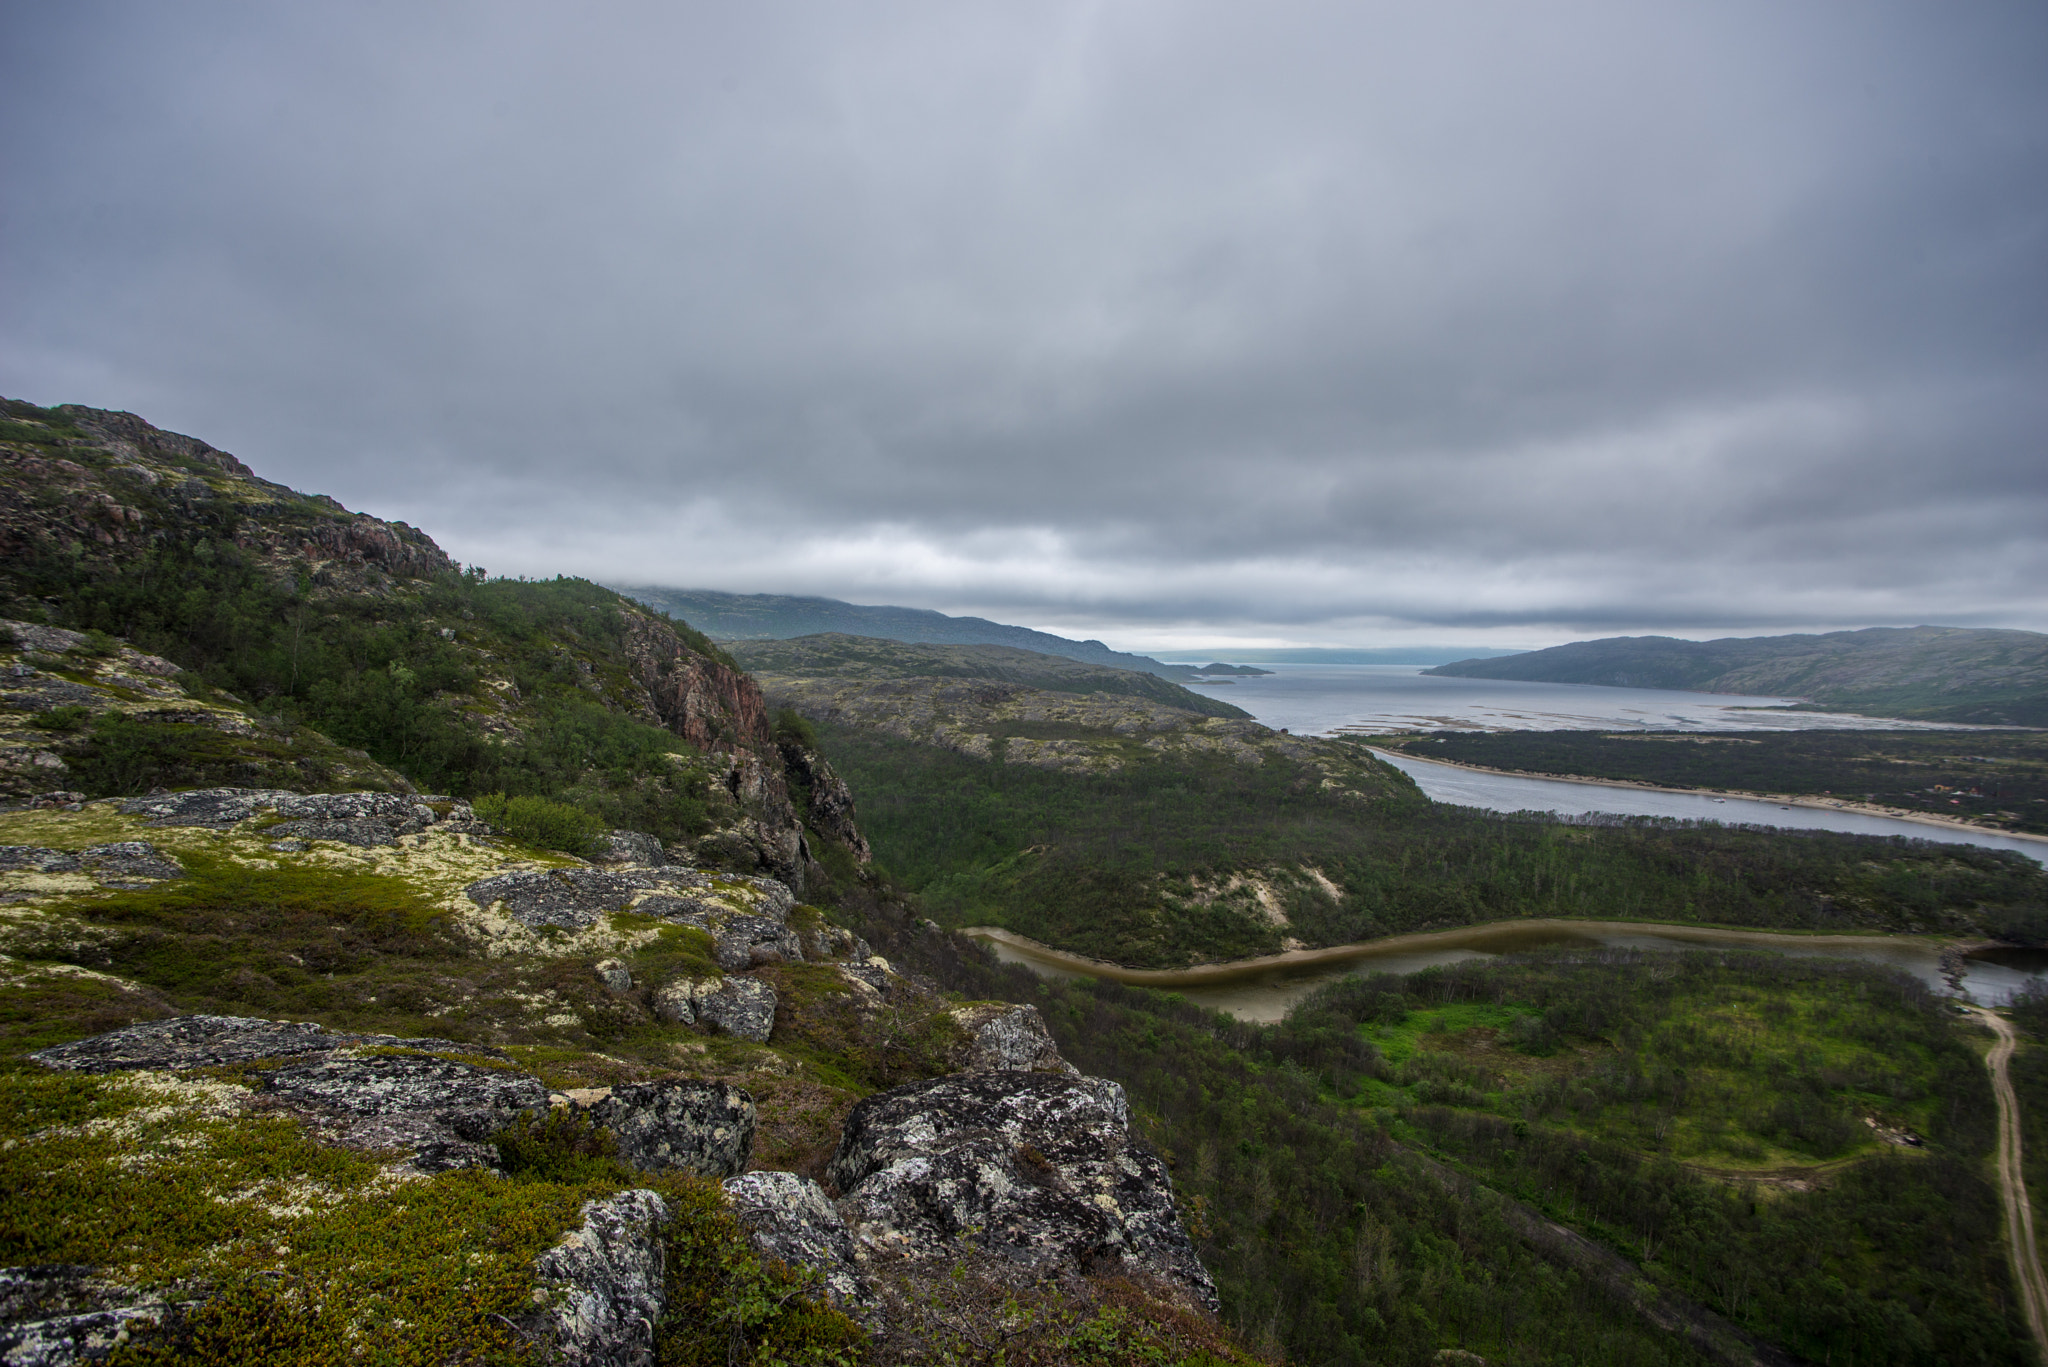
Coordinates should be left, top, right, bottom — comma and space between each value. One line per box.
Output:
0, 1265, 196, 1367
593, 959, 633, 993
693, 977, 778, 1043
584, 1080, 755, 1177
261, 1053, 550, 1173
464, 869, 674, 931
117, 788, 303, 828
828, 1072, 1218, 1312
31, 1017, 545, 1174
0, 842, 182, 889
30, 1015, 503, 1074
949, 1003, 1075, 1075
531, 1189, 671, 1367
722, 1172, 872, 1319
713, 915, 804, 971
592, 830, 668, 866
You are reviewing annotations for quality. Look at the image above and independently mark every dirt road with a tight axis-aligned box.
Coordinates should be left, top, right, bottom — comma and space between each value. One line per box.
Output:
1974, 1006, 2048, 1357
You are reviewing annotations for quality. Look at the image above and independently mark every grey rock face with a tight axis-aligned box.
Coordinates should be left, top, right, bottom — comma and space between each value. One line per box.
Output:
949, 1004, 1076, 1075
592, 830, 668, 866
0, 1266, 196, 1367
532, 1189, 671, 1367
722, 1172, 871, 1318
828, 1072, 1218, 1312
693, 977, 778, 1043
31, 1016, 543, 1174
713, 915, 803, 971
262, 1053, 546, 1118
585, 1080, 755, 1177
464, 868, 690, 931
31, 1015, 345, 1073
0, 842, 182, 888
117, 788, 309, 828
593, 959, 633, 993
650, 978, 699, 1025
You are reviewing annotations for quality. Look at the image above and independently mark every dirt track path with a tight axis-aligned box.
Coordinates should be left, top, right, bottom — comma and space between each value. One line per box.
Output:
1974, 1007, 2048, 1358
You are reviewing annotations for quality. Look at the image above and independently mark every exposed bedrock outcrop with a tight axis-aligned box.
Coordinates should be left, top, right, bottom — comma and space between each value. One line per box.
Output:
116, 789, 474, 842
0, 841, 183, 889
652, 975, 779, 1042
580, 1079, 756, 1177
776, 741, 872, 865
948, 1003, 1077, 1075
0, 1265, 198, 1367
826, 1072, 1219, 1313
530, 1189, 671, 1367
722, 1172, 872, 1320
463, 866, 794, 940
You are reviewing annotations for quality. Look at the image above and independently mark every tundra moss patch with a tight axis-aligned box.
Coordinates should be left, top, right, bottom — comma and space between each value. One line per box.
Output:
0, 1068, 610, 1366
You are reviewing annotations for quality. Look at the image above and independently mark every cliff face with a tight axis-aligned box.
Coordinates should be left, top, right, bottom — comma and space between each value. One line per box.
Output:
0, 396, 867, 891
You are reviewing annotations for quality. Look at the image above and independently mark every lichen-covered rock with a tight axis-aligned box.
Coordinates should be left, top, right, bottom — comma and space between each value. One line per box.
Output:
0, 1266, 196, 1366
592, 830, 668, 866
116, 788, 311, 828
29, 1015, 503, 1074
828, 1072, 1218, 1312
463, 868, 676, 931
532, 1189, 671, 1367
31, 1015, 348, 1073
948, 1004, 1076, 1075
0, 842, 182, 888
30, 1016, 544, 1173
593, 958, 633, 992
713, 915, 804, 970
693, 976, 778, 1043
584, 1079, 755, 1176
650, 977, 701, 1025
722, 1172, 872, 1319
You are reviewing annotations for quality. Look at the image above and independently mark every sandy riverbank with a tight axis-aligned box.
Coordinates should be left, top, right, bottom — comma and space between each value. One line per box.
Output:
1366, 747, 2048, 848
962, 919, 1965, 988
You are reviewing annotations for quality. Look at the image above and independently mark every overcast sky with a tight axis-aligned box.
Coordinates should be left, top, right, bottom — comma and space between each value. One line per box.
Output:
3, 2, 2044, 652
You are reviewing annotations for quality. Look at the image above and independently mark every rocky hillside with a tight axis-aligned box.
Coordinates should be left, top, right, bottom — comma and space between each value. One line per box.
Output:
0, 788, 1241, 1364
1427, 625, 2048, 726
0, 396, 865, 895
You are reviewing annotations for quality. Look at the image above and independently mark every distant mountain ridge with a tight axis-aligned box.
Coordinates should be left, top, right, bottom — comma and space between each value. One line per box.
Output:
614, 585, 1217, 681
1426, 626, 2048, 726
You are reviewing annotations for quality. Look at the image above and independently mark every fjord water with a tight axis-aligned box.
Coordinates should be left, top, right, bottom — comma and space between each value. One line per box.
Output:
1178, 662, 1963, 736
1184, 663, 2045, 866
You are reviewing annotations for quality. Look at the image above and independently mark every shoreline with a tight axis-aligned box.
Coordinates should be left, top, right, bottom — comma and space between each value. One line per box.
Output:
1365, 747, 2048, 848
961, 919, 1972, 990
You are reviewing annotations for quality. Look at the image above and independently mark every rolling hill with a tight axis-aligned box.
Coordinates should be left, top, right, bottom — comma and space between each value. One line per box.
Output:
1427, 626, 2048, 726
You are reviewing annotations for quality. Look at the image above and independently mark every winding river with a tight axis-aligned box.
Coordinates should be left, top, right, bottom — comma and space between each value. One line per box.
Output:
1372, 749, 2048, 868
966, 922, 2048, 1023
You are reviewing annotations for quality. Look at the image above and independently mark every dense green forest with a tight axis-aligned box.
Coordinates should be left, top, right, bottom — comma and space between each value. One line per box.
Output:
868, 907, 2030, 1366
819, 721, 2048, 962
1377, 730, 2048, 835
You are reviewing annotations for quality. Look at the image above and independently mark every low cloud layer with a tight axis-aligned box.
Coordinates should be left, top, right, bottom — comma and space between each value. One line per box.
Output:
4, 1, 2043, 650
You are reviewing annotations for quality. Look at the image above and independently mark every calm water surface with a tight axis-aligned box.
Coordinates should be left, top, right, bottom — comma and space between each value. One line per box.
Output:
1178, 663, 1971, 737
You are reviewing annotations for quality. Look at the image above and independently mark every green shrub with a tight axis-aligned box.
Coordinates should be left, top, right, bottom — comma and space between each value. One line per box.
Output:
472, 792, 608, 856
493, 1107, 631, 1184
773, 707, 820, 751
28, 704, 92, 733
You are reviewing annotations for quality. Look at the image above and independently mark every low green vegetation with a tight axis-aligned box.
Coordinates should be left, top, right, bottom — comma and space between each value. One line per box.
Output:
822, 721, 2048, 965
1379, 728, 2048, 835
887, 918, 2027, 1366
471, 791, 610, 856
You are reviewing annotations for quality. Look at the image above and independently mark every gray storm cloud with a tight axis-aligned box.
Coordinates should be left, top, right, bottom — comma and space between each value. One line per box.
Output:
2, 0, 2043, 649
